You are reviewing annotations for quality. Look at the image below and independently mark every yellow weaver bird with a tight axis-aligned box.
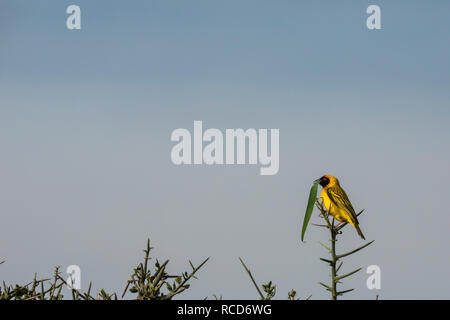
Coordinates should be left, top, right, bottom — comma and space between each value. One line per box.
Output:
315, 174, 366, 240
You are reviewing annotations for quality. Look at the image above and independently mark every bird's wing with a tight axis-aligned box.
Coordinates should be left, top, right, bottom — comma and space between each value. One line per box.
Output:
326, 186, 359, 223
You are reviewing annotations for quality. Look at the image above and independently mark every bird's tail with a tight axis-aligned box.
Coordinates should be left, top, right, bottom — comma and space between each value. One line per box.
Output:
354, 223, 366, 240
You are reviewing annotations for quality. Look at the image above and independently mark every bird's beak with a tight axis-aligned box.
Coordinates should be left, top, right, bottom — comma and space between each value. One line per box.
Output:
314, 178, 321, 184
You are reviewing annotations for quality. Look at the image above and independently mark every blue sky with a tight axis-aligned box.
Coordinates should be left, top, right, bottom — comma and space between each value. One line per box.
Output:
1, 0, 450, 299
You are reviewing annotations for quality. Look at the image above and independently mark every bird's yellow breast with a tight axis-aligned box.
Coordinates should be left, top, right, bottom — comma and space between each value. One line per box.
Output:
320, 189, 347, 222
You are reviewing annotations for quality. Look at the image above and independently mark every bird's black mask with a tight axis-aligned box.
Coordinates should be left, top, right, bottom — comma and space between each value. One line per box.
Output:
318, 176, 330, 187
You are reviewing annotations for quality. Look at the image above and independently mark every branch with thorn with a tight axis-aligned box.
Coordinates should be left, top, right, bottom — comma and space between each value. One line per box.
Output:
314, 200, 374, 300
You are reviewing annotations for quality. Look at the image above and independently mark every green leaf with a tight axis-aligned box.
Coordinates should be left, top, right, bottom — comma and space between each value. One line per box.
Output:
301, 181, 319, 242
129, 287, 138, 293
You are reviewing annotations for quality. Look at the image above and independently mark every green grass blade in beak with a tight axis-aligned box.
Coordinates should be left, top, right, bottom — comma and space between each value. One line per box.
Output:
301, 180, 319, 242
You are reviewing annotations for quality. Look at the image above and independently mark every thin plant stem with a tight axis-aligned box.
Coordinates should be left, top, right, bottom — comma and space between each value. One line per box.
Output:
238, 257, 265, 300
316, 200, 373, 300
